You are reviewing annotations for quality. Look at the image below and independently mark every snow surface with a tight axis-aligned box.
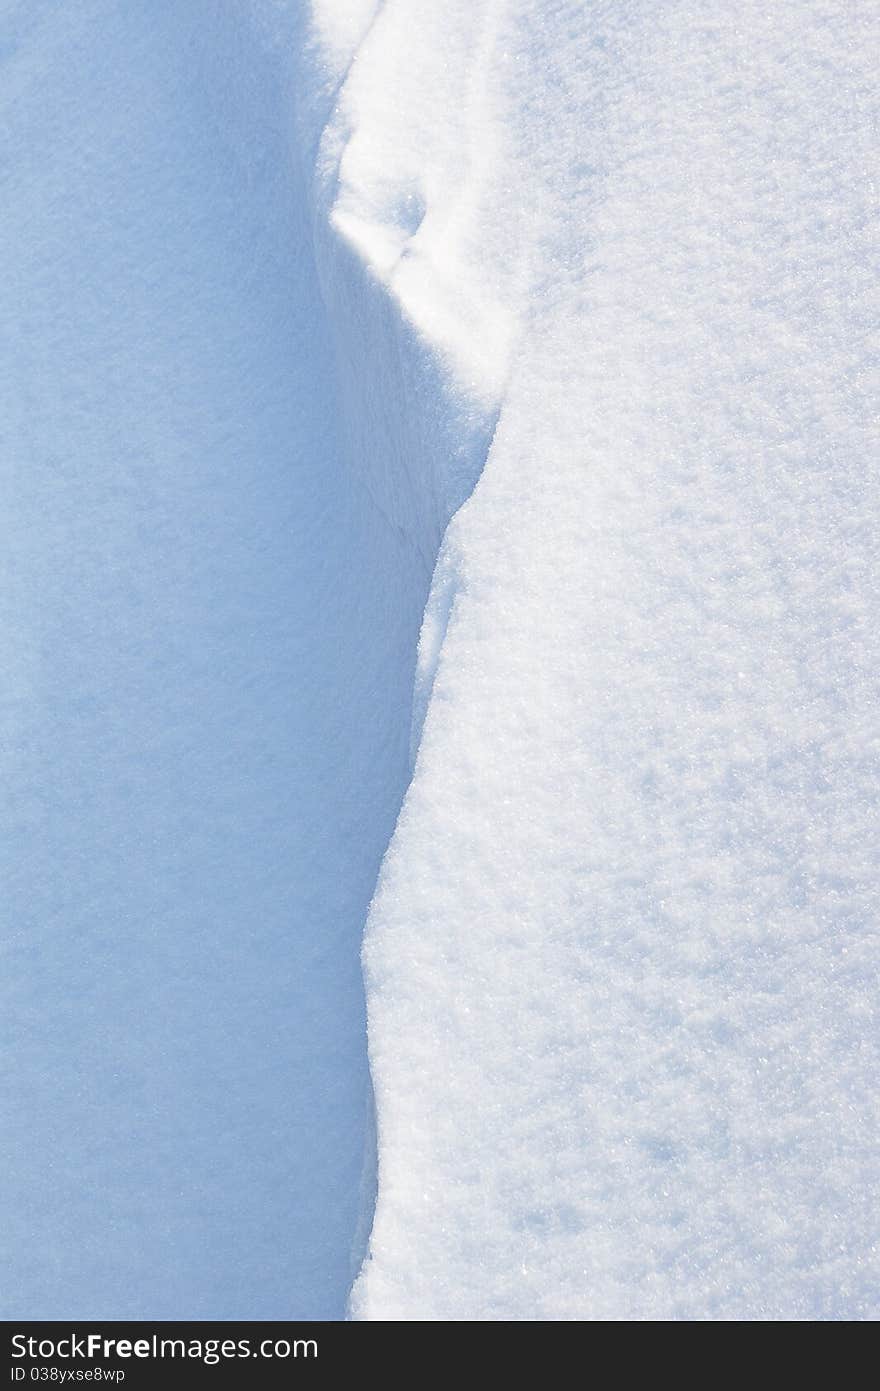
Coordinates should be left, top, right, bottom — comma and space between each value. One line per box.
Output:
2, 0, 878, 1322
323, 0, 880, 1320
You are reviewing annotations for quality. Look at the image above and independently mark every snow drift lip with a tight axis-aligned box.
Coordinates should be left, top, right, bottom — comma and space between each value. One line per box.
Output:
307, 0, 519, 424
302, 1, 511, 1310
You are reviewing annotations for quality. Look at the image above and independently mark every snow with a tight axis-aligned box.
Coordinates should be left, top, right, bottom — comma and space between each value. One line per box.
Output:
2, 0, 878, 1322
329, 0, 880, 1320
0, 0, 433, 1320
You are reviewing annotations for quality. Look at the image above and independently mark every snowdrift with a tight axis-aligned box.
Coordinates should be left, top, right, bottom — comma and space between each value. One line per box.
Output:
323, 0, 880, 1321
2, 0, 877, 1322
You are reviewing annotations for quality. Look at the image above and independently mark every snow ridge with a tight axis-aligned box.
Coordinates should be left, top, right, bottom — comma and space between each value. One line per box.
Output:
299, 0, 514, 1281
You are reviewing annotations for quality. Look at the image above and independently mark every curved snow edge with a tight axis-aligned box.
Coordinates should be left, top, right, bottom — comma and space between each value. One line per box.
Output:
291, 10, 506, 1303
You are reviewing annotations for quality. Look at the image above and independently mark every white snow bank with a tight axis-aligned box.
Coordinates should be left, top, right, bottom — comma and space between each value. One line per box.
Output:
336, 0, 880, 1319
3, 0, 877, 1323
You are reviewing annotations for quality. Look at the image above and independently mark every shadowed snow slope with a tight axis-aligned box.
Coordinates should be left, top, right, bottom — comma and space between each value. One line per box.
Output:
0, 0, 485, 1318
330, 0, 880, 1320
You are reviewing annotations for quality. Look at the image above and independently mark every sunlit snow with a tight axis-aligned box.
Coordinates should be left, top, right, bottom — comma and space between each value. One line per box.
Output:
2, 0, 877, 1322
